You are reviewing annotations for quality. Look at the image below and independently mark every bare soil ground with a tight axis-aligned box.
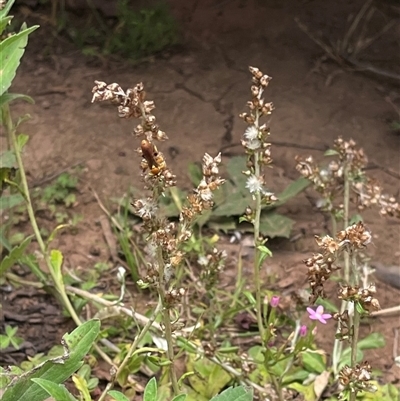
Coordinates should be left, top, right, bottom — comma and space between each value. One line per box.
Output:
1, 0, 400, 395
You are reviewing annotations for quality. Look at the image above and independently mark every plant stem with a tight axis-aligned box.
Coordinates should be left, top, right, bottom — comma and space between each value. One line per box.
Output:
349, 304, 361, 401
332, 165, 350, 375
156, 248, 180, 395
162, 306, 180, 394
330, 213, 337, 238
271, 374, 284, 401
343, 167, 350, 281
97, 300, 164, 401
253, 108, 266, 344
3, 104, 81, 327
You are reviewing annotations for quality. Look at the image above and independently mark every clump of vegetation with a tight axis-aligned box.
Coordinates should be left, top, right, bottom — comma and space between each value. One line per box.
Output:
1, 1, 400, 401
67, 0, 179, 60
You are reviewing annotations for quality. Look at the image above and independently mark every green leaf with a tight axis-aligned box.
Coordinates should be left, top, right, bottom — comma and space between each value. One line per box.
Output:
301, 351, 326, 374
356, 332, 385, 350
159, 187, 186, 218
143, 377, 157, 401
187, 355, 231, 398
16, 133, 29, 152
1, 319, 100, 401
0, 150, 17, 168
212, 190, 249, 216
287, 382, 316, 401
5, 325, 17, 336
259, 212, 294, 238
0, 335, 10, 348
31, 379, 78, 401
107, 390, 130, 401
0, 24, 39, 96
207, 216, 237, 233
0, 193, 24, 210
210, 386, 253, 401
172, 394, 187, 401
0, 235, 33, 276
226, 156, 248, 189
349, 213, 363, 225
0, 93, 34, 109
187, 162, 202, 186
266, 177, 310, 209
338, 347, 363, 371
50, 249, 63, 281
281, 367, 311, 385
0, 0, 15, 19
324, 149, 339, 156
0, 15, 12, 37
256, 244, 272, 267
10, 336, 23, 349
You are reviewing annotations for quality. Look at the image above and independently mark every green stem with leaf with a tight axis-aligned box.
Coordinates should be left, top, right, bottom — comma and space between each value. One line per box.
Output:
2, 103, 81, 327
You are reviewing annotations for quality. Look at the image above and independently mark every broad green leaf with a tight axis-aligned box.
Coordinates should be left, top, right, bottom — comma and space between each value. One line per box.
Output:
212, 188, 249, 216
0, 93, 34, 109
287, 382, 316, 401
0, 24, 39, 96
187, 355, 231, 398
226, 156, 248, 190
0, 235, 33, 276
2, 319, 100, 401
0, 150, 16, 167
259, 212, 294, 238
301, 351, 326, 374
0, 0, 15, 19
281, 366, 311, 385
357, 332, 385, 350
210, 386, 253, 401
194, 209, 212, 228
107, 390, 130, 401
265, 177, 310, 209
207, 216, 237, 233
31, 379, 78, 401
143, 377, 157, 401
183, 387, 208, 401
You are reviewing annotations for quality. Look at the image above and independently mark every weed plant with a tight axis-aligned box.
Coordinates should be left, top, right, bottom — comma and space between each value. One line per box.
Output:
65, 0, 179, 60
1, 2, 400, 400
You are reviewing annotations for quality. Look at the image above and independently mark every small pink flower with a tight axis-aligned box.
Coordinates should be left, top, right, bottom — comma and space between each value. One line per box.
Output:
307, 305, 332, 324
299, 325, 307, 337
270, 295, 280, 308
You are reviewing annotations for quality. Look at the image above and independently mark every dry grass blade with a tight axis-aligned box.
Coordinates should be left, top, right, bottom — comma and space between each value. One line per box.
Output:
295, 17, 342, 64
340, 0, 373, 55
